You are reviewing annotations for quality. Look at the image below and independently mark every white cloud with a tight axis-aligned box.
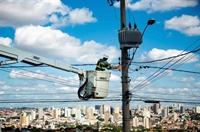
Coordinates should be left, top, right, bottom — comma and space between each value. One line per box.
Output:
0, 0, 97, 28
150, 69, 173, 77
1, 85, 11, 90
172, 77, 195, 82
14, 25, 119, 63
68, 8, 97, 25
195, 63, 200, 68
0, 37, 12, 46
165, 15, 200, 36
140, 48, 198, 64
110, 73, 121, 81
130, 76, 150, 90
195, 82, 200, 87
115, 0, 198, 13
0, 91, 4, 94
9, 70, 45, 79
57, 86, 78, 93
0, 81, 6, 85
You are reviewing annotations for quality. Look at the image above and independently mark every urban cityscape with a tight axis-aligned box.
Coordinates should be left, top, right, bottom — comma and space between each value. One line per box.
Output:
0, 103, 200, 132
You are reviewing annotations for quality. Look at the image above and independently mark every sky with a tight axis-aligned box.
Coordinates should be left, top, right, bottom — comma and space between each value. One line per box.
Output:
0, 0, 200, 109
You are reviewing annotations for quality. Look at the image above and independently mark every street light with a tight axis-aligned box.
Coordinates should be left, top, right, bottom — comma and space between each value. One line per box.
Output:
142, 18, 156, 38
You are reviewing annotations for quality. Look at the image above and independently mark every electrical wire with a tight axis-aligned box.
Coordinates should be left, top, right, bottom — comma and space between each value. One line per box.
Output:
130, 38, 200, 92
132, 47, 200, 64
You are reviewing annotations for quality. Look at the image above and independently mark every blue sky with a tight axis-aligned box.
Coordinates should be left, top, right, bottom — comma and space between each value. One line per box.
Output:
0, 0, 200, 109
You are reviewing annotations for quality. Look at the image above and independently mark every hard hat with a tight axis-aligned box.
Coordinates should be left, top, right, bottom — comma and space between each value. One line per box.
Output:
103, 54, 109, 59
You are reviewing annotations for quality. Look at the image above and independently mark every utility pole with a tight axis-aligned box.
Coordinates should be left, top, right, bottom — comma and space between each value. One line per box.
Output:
120, 0, 130, 131
117, 0, 154, 131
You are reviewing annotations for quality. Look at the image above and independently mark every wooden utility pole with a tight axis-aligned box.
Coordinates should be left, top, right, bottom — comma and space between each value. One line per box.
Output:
120, 0, 131, 131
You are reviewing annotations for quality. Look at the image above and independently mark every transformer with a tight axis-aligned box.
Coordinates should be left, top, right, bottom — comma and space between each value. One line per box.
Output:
118, 29, 142, 49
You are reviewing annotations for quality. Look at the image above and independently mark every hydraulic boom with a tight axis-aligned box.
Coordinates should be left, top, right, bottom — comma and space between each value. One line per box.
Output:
0, 44, 111, 100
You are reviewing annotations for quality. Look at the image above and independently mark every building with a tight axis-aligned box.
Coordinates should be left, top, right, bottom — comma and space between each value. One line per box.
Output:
143, 117, 149, 129
38, 108, 43, 119
133, 116, 139, 127
20, 113, 29, 127
31, 110, 36, 120
161, 108, 167, 118
195, 106, 200, 113
64, 107, 71, 117
75, 108, 81, 120
52, 108, 60, 118
86, 107, 94, 119
153, 103, 159, 114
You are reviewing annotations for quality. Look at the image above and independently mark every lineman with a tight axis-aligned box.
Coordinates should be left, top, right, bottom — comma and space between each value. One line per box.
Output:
95, 54, 120, 71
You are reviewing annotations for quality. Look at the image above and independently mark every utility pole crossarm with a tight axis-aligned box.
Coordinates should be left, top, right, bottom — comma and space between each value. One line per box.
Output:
0, 44, 84, 75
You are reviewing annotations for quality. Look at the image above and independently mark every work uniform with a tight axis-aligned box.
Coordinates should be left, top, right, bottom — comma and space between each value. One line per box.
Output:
95, 58, 112, 71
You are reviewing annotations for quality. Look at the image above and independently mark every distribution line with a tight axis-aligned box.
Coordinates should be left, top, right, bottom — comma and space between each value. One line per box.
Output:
130, 38, 200, 92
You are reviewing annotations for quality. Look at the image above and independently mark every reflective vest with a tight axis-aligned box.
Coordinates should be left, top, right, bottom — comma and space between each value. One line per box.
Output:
95, 59, 111, 71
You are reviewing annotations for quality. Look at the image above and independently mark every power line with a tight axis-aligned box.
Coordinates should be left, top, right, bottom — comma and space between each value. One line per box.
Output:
133, 65, 200, 74
130, 38, 200, 92
132, 47, 200, 64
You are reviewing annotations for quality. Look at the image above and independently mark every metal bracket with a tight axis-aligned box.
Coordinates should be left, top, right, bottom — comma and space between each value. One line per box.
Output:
0, 59, 18, 66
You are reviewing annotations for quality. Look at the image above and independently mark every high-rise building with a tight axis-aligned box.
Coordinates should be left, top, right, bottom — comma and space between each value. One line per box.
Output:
114, 105, 120, 121
173, 112, 178, 121
143, 109, 150, 118
104, 111, 111, 124
86, 107, 94, 119
71, 108, 76, 115
76, 105, 86, 115
161, 108, 167, 118
53, 109, 58, 118
137, 104, 141, 112
20, 113, 29, 126
38, 108, 43, 119
31, 110, 36, 120
133, 116, 138, 127
95, 105, 101, 110
145, 106, 151, 111
64, 107, 71, 117
114, 105, 120, 113
143, 117, 149, 129
180, 106, 185, 114
195, 106, 200, 113
153, 103, 159, 114
104, 104, 111, 114
75, 108, 81, 120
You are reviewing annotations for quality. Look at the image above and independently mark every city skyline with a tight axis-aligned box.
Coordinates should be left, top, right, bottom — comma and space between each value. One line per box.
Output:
0, 0, 200, 108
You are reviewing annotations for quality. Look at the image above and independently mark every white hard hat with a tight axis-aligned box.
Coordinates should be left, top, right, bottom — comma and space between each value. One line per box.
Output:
103, 54, 109, 59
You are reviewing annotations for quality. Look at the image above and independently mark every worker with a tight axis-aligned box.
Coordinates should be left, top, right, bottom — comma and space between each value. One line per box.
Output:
95, 54, 120, 71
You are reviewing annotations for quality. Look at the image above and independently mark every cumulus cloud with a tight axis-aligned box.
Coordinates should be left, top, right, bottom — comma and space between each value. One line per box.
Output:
165, 15, 200, 36
0, 91, 4, 94
0, 0, 97, 28
0, 37, 12, 46
110, 73, 121, 81
14, 25, 119, 63
114, 0, 198, 13
130, 76, 150, 90
0, 81, 6, 85
140, 48, 198, 64
172, 76, 195, 82
9, 70, 45, 79
195, 63, 200, 68
57, 86, 78, 93
9, 69, 79, 86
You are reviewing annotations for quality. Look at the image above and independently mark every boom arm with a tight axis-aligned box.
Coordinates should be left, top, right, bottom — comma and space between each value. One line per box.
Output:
0, 44, 111, 100
0, 44, 84, 75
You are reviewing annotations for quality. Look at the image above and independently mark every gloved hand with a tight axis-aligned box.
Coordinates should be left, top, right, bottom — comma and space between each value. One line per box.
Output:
115, 65, 121, 70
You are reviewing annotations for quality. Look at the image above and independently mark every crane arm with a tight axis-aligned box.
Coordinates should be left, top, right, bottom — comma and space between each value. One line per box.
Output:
0, 44, 111, 100
0, 44, 85, 75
